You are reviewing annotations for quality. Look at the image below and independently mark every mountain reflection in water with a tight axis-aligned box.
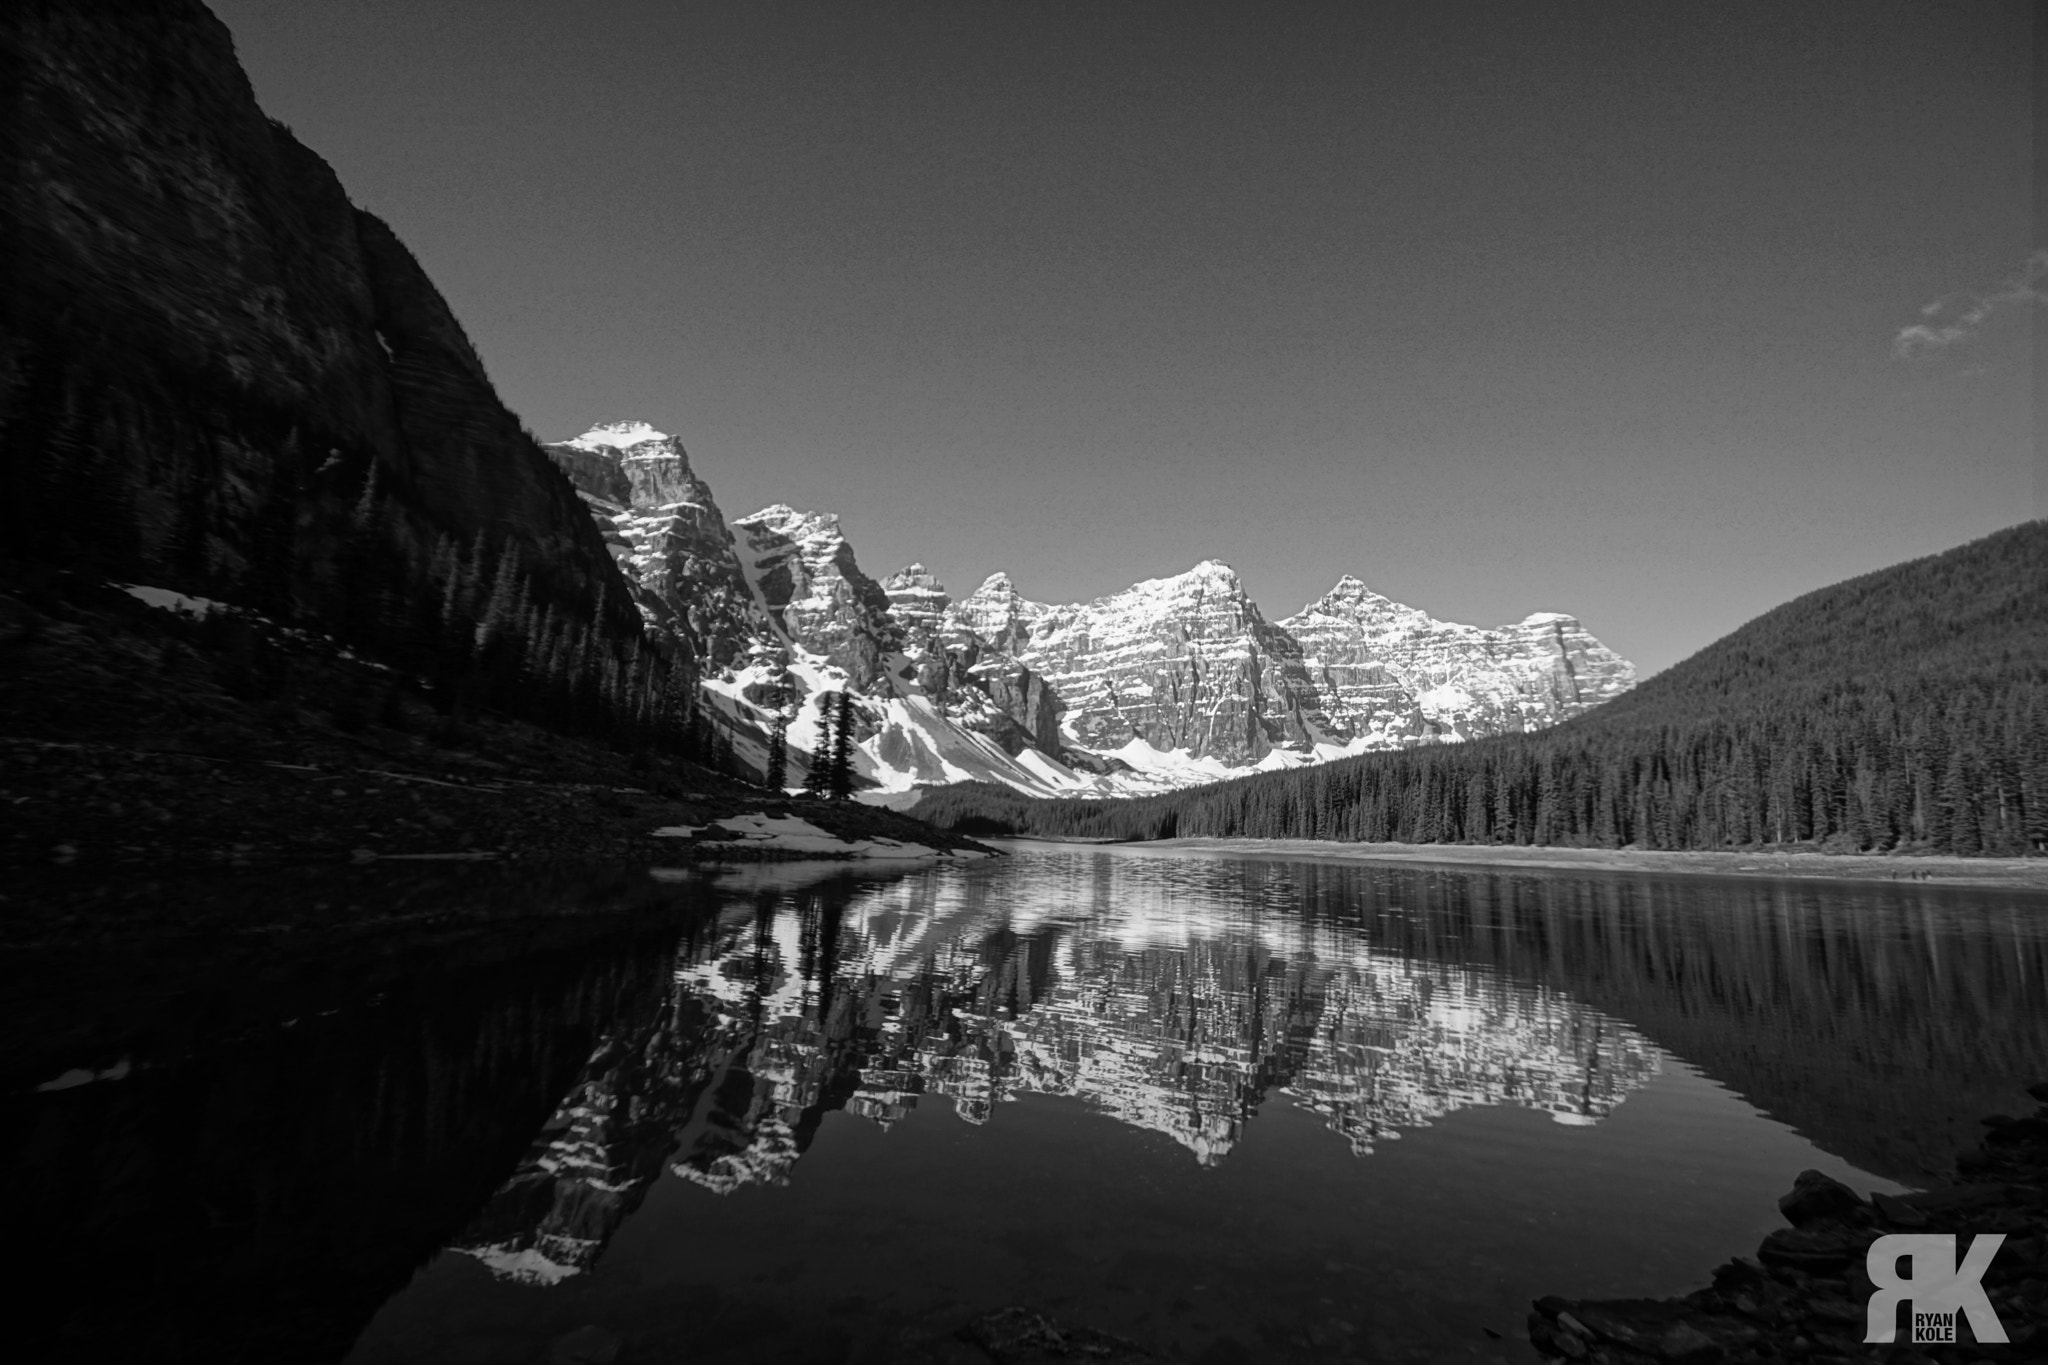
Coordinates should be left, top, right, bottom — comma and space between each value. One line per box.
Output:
15, 849, 2045, 1364
456, 856, 1666, 1287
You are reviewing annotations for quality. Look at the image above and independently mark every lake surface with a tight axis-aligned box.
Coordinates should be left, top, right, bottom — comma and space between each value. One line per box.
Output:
12, 844, 2048, 1364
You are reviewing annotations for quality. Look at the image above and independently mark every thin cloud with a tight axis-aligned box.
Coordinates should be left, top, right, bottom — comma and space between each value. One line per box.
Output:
1892, 249, 2047, 358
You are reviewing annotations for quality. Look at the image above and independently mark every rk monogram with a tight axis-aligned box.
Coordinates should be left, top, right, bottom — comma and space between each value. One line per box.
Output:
1863, 1233, 2007, 1344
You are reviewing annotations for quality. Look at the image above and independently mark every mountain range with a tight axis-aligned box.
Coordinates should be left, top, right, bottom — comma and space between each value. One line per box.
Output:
543, 420, 1635, 798
913, 521, 2048, 855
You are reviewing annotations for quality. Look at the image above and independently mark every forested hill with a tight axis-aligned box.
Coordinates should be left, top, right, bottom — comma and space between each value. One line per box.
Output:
910, 522, 2048, 856
1585, 519, 2046, 726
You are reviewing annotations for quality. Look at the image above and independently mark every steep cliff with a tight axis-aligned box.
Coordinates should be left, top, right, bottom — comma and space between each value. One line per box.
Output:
2, 0, 641, 682
731, 505, 903, 690
541, 421, 759, 666
884, 564, 1068, 758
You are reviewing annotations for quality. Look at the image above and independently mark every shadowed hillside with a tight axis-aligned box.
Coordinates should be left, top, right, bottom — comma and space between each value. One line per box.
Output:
1, 0, 680, 743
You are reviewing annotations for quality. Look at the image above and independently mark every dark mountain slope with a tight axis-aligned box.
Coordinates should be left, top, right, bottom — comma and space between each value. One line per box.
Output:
2, 0, 651, 723
914, 522, 2048, 855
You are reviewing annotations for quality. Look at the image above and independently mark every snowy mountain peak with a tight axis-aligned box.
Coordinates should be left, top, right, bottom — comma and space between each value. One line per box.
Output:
731, 503, 899, 688
734, 504, 840, 541
883, 567, 952, 643
946, 572, 1042, 652
1133, 559, 1242, 591
1322, 573, 1378, 600
1305, 575, 1404, 615
565, 419, 670, 451
957, 571, 1038, 618
882, 563, 949, 601
539, 421, 756, 665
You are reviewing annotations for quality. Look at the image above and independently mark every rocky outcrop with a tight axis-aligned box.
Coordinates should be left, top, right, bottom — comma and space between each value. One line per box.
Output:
542, 422, 759, 665
732, 505, 902, 689
885, 565, 1067, 758
3, 0, 638, 658
881, 563, 951, 638
1530, 1087, 2048, 1363
979, 660, 1067, 757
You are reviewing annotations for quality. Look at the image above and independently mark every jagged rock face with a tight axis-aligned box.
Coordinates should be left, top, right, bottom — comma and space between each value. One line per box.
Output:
979, 660, 1066, 757
1279, 577, 1636, 742
885, 565, 1066, 757
947, 562, 1332, 765
946, 572, 1037, 655
2, 1, 635, 648
881, 564, 950, 638
542, 437, 633, 507
944, 564, 1635, 765
733, 506, 902, 689
543, 422, 759, 666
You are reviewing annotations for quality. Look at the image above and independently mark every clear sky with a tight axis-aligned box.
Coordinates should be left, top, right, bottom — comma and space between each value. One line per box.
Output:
211, 0, 2035, 677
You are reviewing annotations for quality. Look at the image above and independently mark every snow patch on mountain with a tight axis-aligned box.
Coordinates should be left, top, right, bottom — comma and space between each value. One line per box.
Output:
546, 420, 1633, 803
563, 419, 668, 451
698, 653, 1111, 800
119, 584, 225, 619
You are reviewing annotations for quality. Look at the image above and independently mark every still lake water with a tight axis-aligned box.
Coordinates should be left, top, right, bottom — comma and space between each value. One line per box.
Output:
14, 843, 2048, 1364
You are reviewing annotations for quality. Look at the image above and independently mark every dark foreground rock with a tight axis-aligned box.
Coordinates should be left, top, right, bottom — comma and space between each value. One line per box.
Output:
958, 1308, 1162, 1363
1531, 1084, 2048, 1363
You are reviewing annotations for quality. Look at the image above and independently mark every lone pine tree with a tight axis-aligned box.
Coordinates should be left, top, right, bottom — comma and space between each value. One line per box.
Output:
801, 692, 835, 798
828, 689, 857, 800
765, 709, 789, 791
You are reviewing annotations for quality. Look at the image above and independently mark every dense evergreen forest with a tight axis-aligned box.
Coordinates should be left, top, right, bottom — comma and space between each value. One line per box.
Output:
911, 523, 2048, 857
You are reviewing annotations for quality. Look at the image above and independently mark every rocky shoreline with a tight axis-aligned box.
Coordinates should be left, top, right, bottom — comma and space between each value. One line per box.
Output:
1529, 1085, 2048, 1364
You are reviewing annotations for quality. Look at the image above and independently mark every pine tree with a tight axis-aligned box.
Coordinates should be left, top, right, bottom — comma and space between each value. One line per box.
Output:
765, 714, 788, 791
802, 693, 834, 798
828, 689, 857, 799
764, 677, 791, 792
